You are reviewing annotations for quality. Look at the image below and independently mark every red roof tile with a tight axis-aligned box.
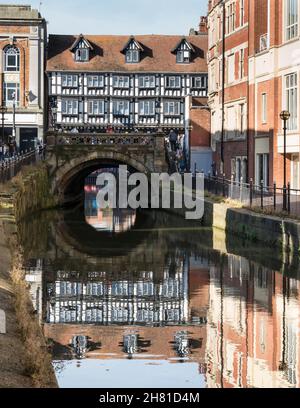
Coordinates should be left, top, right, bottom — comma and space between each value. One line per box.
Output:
47, 34, 208, 73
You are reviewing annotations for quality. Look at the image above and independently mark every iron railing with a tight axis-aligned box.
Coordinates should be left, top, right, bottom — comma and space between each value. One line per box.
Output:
0, 147, 45, 184
204, 174, 300, 217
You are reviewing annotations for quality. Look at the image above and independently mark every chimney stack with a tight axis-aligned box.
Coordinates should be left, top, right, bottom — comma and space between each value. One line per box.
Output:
199, 16, 208, 34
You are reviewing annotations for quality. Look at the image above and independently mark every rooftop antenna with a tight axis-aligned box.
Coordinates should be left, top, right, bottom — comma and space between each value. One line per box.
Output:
39, 1, 43, 13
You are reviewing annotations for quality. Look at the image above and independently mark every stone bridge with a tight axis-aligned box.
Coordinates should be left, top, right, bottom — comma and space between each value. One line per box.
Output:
46, 131, 168, 205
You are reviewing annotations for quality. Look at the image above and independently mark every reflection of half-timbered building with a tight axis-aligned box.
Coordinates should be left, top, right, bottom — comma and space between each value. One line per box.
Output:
46, 267, 189, 326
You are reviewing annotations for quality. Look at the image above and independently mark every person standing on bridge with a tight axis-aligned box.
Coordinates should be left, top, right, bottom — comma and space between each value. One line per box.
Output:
169, 129, 178, 152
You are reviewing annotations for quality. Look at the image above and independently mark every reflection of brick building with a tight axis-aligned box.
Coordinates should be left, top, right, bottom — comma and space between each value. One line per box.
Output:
206, 253, 300, 388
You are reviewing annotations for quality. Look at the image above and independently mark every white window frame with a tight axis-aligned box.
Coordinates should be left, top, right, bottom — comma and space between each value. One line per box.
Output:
166, 76, 181, 89
285, 0, 299, 41
62, 99, 79, 115
4, 46, 20, 72
113, 76, 130, 88
285, 72, 298, 131
4, 82, 20, 106
87, 75, 104, 88
262, 93, 267, 123
192, 76, 207, 89
139, 100, 155, 116
126, 49, 140, 63
75, 48, 89, 62
227, 53, 235, 84
88, 99, 105, 116
113, 99, 130, 116
240, 0, 245, 27
176, 50, 190, 63
62, 74, 78, 88
139, 75, 155, 88
164, 100, 181, 116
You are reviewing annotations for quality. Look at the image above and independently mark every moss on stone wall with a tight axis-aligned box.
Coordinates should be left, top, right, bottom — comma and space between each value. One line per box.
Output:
0, 163, 58, 222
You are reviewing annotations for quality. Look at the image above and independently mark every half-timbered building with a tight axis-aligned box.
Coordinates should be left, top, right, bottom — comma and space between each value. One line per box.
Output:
46, 30, 211, 172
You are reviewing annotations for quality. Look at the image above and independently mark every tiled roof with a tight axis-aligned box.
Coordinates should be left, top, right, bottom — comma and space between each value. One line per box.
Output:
47, 34, 208, 73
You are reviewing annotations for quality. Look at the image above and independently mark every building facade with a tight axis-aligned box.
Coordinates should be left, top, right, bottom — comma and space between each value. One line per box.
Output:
0, 5, 46, 152
46, 29, 211, 172
208, 0, 249, 181
208, 0, 300, 189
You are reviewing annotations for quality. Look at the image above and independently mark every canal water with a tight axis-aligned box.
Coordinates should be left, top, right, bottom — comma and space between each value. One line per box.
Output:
18, 173, 300, 389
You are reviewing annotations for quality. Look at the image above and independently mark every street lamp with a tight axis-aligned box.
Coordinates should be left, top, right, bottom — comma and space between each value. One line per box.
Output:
0, 103, 7, 156
280, 110, 291, 211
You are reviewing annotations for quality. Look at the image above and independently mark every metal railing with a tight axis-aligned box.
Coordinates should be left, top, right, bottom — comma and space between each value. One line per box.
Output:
204, 174, 300, 217
0, 147, 45, 185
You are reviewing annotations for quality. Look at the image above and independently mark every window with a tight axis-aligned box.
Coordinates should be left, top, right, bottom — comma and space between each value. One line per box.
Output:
226, 2, 236, 34
113, 76, 130, 88
62, 74, 78, 88
239, 49, 244, 79
139, 100, 155, 116
226, 105, 236, 137
126, 49, 140, 63
240, 0, 245, 26
239, 103, 245, 135
87, 75, 104, 88
4, 83, 20, 106
62, 99, 78, 115
166, 76, 181, 88
139, 75, 155, 88
4, 46, 20, 72
192, 76, 207, 89
285, 73, 298, 130
164, 100, 181, 116
262, 93, 267, 123
286, 0, 298, 40
113, 100, 130, 116
176, 50, 190, 63
227, 54, 235, 84
75, 48, 89, 62
88, 100, 105, 115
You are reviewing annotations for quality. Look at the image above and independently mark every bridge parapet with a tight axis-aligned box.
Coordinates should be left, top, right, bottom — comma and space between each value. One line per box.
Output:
46, 132, 157, 147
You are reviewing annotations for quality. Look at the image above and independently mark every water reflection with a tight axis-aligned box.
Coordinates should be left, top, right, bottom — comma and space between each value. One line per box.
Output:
20, 179, 300, 388
85, 170, 136, 233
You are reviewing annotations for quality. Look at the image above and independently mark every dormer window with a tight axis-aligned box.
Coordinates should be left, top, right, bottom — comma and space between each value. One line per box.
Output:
122, 36, 143, 64
172, 38, 195, 64
176, 50, 191, 63
75, 48, 89, 62
126, 49, 140, 63
70, 34, 93, 63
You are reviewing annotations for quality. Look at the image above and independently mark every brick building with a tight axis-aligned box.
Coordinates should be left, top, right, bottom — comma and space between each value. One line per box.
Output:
208, 0, 300, 189
0, 5, 46, 152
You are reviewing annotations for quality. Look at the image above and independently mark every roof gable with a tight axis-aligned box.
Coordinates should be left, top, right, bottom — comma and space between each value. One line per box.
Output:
70, 34, 94, 52
121, 36, 144, 53
171, 38, 195, 54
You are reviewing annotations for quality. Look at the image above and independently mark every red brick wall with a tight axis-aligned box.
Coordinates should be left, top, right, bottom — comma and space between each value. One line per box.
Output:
190, 97, 211, 148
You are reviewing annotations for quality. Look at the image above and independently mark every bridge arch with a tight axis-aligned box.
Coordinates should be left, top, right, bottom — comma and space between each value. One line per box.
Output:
52, 150, 153, 205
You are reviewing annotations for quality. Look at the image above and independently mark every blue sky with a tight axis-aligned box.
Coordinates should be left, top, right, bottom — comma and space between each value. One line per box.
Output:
2, 0, 207, 35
